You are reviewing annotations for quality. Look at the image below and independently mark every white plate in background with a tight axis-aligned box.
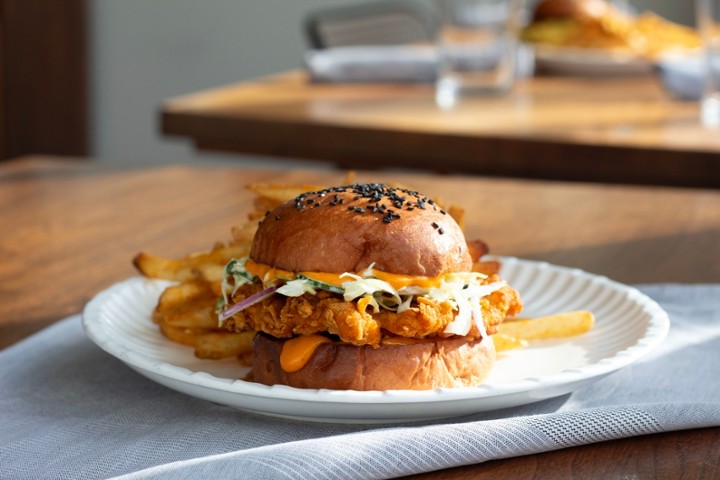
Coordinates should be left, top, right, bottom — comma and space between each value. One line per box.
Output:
533, 45, 654, 76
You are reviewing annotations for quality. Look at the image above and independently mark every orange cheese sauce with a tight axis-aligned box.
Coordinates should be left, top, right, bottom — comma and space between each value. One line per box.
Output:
280, 335, 332, 373
245, 259, 444, 290
371, 270, 443, 290
300, 271, 346, 287
357, 296, 375, 315
304, 270, 444, 290
245, 259, 446, 290
244, 259, 295, 283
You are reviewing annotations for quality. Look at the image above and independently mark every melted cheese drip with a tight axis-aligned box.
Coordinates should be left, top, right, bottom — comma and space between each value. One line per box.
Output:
279, 335, 332, 373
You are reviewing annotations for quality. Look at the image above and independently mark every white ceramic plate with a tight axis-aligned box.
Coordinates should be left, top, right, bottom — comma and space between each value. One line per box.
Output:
83, 257, 668, 423
533, 45, 654, 76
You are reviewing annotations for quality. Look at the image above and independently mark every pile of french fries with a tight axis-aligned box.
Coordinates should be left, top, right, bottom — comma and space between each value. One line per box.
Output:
133, 178, 594, 364
522, 10, 701, 59
134, 182, 326, 362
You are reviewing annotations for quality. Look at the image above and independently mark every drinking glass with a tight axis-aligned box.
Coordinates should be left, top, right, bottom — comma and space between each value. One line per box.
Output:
697, 0, 720, 127
435, 0, 522, 108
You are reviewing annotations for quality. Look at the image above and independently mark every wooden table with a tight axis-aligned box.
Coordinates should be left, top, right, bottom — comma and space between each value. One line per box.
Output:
1, 156, 718, 478
162, 71, 720, 188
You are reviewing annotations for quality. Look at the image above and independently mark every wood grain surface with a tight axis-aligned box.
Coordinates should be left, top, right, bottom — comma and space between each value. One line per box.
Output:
162, 71, 720, 188
1, 157, 719, 478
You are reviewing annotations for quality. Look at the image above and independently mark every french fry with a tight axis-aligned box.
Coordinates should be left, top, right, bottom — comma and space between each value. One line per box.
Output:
194, 331, 255, 360
498, 311, 595, 341
159, 280, 211, 304
342, 171, 357, 184
133, 243, 249, 281
246, 183, 324, 205
492, 333, 529, 352
447, 205, 465, 231
159, 324, 209, 347
231, 220, 261, 243
153, 280, 212, 315
156, 305, 218, 329
191, 262, 226, 285
160, 324, 255, 361
467, 239, 489, 262
472, 260, 501, 276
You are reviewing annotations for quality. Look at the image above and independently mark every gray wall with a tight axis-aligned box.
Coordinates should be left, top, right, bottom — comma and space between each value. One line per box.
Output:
89, 0, 694, 166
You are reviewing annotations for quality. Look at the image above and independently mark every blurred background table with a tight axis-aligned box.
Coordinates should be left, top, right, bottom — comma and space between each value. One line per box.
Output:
1, 156, 719, 478
162, 71, 720, 188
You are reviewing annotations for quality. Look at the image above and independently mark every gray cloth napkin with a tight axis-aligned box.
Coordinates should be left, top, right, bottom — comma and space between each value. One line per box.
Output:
304, 45, 535, 83
2, 284, 719, 480
305, 46, 439, 83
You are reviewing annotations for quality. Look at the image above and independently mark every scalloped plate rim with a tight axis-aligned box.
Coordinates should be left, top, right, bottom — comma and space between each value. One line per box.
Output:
82, 257, 669, 419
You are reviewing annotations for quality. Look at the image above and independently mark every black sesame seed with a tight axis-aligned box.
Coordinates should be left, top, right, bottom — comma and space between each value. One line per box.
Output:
440, 209, 447, 215
287, 183, 437, 225
438, 228, 445, 235
431, 222, 439, 229
275, 215, 281, 220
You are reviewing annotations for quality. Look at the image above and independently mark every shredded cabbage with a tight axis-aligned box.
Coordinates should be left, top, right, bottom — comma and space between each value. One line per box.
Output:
440, 281, 506, 336
342, 276, 400, 304
221, 257, 255, 304
276, 279, 317, 297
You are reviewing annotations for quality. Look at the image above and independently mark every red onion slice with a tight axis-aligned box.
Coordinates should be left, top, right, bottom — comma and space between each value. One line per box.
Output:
219, 285, 278, 321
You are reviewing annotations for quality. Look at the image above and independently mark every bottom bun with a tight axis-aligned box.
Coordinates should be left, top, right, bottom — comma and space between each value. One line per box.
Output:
251, 333, 496, 391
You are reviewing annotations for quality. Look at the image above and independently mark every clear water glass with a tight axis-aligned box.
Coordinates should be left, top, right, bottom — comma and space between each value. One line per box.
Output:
435, 0, 522, 108
697, 0, 720, 128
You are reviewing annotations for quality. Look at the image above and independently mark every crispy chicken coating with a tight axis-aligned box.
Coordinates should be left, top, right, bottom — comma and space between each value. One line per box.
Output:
223, 274, 523, 347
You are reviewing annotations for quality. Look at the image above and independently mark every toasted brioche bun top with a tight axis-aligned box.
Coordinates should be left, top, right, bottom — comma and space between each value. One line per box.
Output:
532, 0, 609, 22
250, 184, 472, 277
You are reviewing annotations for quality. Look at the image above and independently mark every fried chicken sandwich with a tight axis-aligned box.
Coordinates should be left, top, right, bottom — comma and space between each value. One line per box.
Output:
219, 183, 522, 390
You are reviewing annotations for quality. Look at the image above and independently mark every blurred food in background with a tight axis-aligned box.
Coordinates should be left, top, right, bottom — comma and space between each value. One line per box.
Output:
521, 0, 700, 59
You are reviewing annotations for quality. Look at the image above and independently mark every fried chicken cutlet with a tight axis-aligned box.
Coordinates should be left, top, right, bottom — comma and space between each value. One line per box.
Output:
224, 274, 523, 347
